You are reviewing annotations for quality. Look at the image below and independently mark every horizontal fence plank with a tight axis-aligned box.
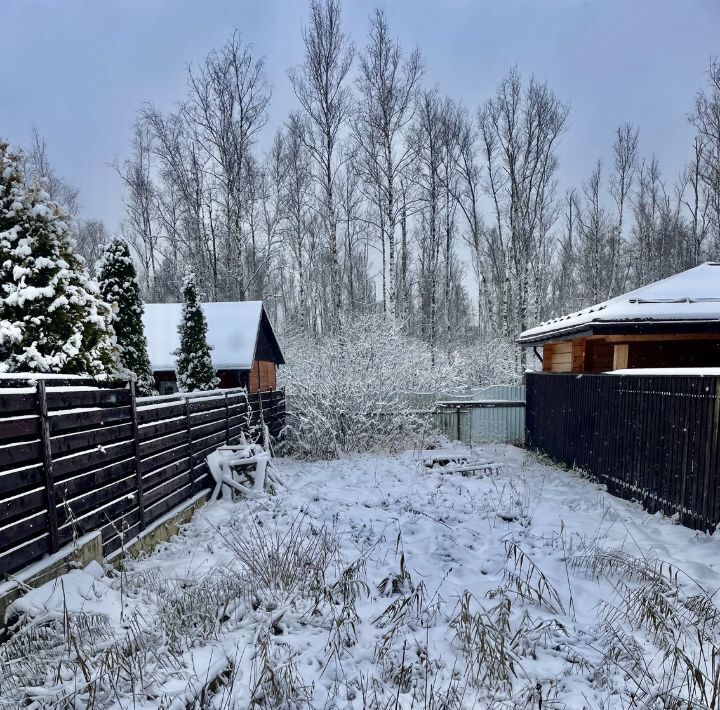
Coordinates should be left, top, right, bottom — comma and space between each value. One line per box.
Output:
144, 470, 192, 508
51, 422, 134, 458
49, 406, 132, 435
0, 416, 39, 443
191, 418, 228, 443
0, 510, 48, 554
0, 393, 36, 415
136, 403, 186, 425
53, 440, 135, 480
0, 464, 44, 498
57, 476, 138, 535
141, 442, 189, 476
46, 389, 131, 410
139, 429, 188, 460
0, 440, 42, 471
138, 416, 186, 443
144, 481, 196, 528
189, 407, 229, 428
0, 534, 49, 577
192, 428, 229, 455
189, 397, 229, 414
0, 488, 45, 528
142, 457, 190, 493
55, 456, 136, 502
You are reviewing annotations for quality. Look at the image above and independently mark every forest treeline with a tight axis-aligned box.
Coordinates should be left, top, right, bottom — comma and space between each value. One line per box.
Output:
24, 1, 720, 373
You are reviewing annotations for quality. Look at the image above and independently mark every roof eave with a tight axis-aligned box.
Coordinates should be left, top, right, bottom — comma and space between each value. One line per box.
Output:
259, 307, 285, 365
517, 319, 720, 346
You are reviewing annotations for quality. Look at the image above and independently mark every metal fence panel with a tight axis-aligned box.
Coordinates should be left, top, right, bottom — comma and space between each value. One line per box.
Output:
525, 372, 720, 532
429, 385, 526, 445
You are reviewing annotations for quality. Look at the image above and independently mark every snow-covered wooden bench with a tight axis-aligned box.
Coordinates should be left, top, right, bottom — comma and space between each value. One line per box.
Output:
434, 461, 502, 477
206, 443, 283, 502
420, 450, 501, 477
420, 450, 471, 468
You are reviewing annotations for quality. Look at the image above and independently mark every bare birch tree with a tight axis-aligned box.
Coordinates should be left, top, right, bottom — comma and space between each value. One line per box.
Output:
608, 122, 638, 295
353, 9, 422, 320
479, 68, 568, 367
410, 89, 445, 362
289, 0, 354, 330
25, 126, 79, 216
682, 136, 711, 264
280, 114, 317, 333
690, 58, 720, 255
115, 122, 159, 295
575, 161, 614, 305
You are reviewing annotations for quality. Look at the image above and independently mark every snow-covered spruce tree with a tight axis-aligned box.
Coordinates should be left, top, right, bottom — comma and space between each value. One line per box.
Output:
173, 270, 219, 392
0, 143, 118, 375
97, 238, 156, 394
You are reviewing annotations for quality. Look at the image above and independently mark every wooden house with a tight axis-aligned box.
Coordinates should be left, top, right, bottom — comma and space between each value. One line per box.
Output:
143, 301, 284, 394
518, 262, 720, 372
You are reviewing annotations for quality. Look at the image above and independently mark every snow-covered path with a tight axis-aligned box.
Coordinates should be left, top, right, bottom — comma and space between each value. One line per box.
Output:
3, 445, 720, 708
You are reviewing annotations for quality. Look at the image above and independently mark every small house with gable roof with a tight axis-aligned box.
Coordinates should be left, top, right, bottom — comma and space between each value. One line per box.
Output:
142, 301, 284, 394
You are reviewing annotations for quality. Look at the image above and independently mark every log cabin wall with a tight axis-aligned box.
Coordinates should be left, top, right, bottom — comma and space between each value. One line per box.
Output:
248, 360, 277, 392
542, 341, 572, 372
541, 333, 720, 373
542, 340, 587, 372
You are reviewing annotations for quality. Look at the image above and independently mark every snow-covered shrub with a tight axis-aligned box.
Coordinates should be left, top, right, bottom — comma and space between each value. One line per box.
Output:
97, 238, 156, 394
280, 314, 463, 458
173, 269, 219, 392
453, 334, 525, 387
0, 143, 118, 375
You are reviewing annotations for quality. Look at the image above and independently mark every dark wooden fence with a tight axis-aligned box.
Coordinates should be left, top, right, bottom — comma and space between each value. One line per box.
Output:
0, 379, 285, 578
526, 372, 720, 532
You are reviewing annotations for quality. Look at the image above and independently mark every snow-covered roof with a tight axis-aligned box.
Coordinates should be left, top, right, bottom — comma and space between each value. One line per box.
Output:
142, 301, 275, 371
519, 262, 720, 344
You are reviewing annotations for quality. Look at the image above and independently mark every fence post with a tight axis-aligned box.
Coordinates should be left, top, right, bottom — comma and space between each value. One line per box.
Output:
186, 397, 195, 495
129, 379, 146, 531
456, 406, 461, 443
268, 390, 275, 438
258, 390, 266, 447
224, 392, 230, 444
36, 380, 59, 554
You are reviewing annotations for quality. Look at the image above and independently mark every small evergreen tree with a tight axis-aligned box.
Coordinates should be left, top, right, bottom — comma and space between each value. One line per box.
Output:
97, 239, 156, 395
174, 270, 219, 392
0, 143, 118, 375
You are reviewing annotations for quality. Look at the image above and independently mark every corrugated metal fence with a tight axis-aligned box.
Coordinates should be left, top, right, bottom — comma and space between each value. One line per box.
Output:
415, 385, 526, 445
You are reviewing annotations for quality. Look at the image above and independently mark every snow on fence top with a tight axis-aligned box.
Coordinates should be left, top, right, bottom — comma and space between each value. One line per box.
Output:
143, 301, 264, 371
519, 262, 720, 343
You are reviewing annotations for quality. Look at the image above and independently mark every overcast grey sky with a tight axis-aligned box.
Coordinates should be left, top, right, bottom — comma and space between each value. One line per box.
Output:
1, 0, 718, 232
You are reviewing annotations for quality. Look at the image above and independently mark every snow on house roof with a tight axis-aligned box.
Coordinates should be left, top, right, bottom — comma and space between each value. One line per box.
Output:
519, 262, 720, 345
143, 300, 266, 371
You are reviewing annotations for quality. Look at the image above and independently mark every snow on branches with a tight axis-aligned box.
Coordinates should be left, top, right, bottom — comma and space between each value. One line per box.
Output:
0, 143, 118, 376
97, 238, 156, 395
173, 270, 219, 392
280, 314, 463, 458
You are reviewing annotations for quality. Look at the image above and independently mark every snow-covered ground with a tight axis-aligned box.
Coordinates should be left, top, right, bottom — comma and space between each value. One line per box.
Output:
3, 444, 720, 708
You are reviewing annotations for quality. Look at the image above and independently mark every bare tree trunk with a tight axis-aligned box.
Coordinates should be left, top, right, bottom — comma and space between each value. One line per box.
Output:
354, 9, 422, 321
289, 0, 354, 331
